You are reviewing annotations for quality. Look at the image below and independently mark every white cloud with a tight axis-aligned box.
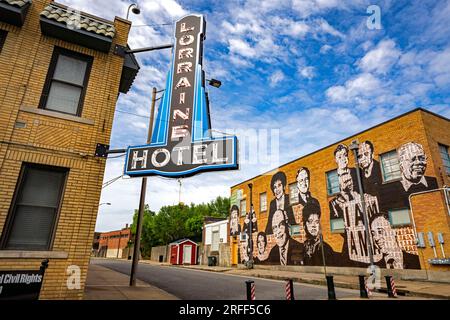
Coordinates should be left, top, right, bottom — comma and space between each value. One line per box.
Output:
228, 38, 257, 58
428, 47, 450, 87
326, 73, 383, 103
357, 39, 401, 74
300, 66, 316, 79
269, 70, 286, 87
320, 44, 332, 54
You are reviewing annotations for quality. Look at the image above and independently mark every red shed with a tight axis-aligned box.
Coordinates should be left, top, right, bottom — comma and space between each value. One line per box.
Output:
169, 239, 197, 265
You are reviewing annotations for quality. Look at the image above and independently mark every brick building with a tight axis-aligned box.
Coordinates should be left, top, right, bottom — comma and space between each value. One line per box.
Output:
96, 225, 131, 259
230, 108, 450, 281
0, 0, 139, 299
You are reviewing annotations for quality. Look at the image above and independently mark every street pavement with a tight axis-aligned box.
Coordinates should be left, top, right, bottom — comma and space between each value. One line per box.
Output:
90, 258, 416, 300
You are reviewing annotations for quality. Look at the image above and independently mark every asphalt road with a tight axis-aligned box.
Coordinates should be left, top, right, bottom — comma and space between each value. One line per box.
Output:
91, 258, 364, 300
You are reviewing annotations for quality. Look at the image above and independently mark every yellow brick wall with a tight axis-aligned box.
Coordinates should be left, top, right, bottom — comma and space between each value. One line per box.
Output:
0, 0, 131, 299
231, 109, 450, 272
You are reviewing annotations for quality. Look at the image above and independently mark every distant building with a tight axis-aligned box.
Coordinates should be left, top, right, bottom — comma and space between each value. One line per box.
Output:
202, 218, 230, 266
97, 225, 132, 259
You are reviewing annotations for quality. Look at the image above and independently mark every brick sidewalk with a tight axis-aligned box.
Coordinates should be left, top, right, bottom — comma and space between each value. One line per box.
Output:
84, 264, 178, 300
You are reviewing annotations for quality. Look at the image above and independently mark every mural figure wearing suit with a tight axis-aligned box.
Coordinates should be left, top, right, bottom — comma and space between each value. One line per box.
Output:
302, 202, 336, 266
265, 171, 296, 235
243, 210, 258, 234
371, 214, 420, 269
268, 209, 304, 265
378, 142, 438, 210
357, 140, 383, 198
296, 167, 320, 209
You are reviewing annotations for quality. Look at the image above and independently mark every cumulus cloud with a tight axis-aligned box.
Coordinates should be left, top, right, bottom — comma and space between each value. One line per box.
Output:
357, 39, 401, 75
269, 70, 286, 87
300, 66, 316, 79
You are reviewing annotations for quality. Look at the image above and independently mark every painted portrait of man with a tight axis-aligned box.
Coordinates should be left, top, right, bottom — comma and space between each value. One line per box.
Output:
357, 140, 382, 197
265, 171, 296, 234
398, 142, 437, 193
267, 209, 304, 265
296, 167, 320, 209
371, 214, 420, 269
243, 209, 258, 234
229, 205, 241, 236
329, 169, 381, 265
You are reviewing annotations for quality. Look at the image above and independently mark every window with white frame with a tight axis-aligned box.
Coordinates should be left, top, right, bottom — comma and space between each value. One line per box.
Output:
259, 192, 267, 212
289, 183, 299, 204
290, 225, 301, 236
380, 150, 402, 182
439, 144, 450, 175
389, 208, 411, 227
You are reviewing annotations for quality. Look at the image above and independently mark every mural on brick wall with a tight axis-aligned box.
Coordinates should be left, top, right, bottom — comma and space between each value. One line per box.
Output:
233, 140, 439, 269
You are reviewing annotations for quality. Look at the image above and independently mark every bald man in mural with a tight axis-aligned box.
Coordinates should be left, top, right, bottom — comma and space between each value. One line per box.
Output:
268, 209, 304, 265
371, 214, 420, 269
398, 142, 438, 193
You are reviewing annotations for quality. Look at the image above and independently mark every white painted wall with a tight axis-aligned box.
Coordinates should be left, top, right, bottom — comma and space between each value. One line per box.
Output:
204, 220, 228, 245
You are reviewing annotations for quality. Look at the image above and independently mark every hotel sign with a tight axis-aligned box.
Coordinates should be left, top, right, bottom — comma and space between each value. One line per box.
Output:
124, 14, 238, 178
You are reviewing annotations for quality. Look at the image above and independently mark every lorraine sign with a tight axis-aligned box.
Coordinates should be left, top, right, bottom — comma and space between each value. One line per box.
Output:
124, 15, 238, 178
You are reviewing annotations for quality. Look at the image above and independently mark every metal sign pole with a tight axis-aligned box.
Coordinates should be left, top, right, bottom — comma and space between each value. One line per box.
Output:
129, 87, 157, 286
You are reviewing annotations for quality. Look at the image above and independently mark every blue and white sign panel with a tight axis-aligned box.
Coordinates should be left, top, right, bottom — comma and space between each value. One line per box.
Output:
124, 14, 238, 178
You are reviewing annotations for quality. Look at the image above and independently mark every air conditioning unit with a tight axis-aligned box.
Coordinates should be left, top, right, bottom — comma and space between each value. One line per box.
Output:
240, 233, 248, 242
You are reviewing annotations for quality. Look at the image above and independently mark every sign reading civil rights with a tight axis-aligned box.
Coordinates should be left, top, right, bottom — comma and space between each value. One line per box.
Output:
124, 15, 238, 178
0, 269, 45, 300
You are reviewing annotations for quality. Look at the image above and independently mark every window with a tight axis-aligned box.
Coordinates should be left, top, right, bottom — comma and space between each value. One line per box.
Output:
330, 218, 345, 233
40, 47, 93, 116
1, 164, 67, 250
380, 150, 401, 182
259, 192, 267, 212
289, 183, 299, 204
290, 225, 301, 236
240, 199, 247, 217
211, 231, 220, 251
389, 208, 411, 227
0, 30, 7, 54
326, 170, 340, 195
439, 144, 450, 175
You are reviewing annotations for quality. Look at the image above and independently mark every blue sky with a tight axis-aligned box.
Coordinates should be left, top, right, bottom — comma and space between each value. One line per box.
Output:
60, 0, 450, 231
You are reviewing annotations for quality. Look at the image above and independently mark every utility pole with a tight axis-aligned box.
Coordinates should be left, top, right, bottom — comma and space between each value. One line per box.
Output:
130, 87, 157, 286
247, 183, 254, 269
349, 140, 375, 272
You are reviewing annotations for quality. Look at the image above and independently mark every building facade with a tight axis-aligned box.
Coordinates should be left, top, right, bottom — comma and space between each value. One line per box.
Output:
96, 225, 131, 259
202, 219, 230, 266
0, 0, 138, 299
230, 108, 450, 279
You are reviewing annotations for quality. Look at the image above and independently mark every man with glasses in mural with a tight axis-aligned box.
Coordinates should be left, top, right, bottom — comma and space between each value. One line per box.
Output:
296, 167, 320, 209
398, 142, 438, 193
268, 209, 304, 265
265, 171, 296, 234
371, 214, 420, 269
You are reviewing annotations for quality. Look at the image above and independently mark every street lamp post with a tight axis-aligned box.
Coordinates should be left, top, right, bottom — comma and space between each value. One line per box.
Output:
349, 139, 375, 272
126, 3, 140, 20
247, 183, 254, 269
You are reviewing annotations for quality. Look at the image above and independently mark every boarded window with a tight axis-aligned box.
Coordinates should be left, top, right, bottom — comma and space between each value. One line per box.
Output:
259, 192, 267, 212
389, 208, 411, 227
380, 150, 401, 182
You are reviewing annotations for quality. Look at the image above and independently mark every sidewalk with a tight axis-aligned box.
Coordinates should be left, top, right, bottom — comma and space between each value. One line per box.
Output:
140, 260, 450, 299
84, 264, 178, 300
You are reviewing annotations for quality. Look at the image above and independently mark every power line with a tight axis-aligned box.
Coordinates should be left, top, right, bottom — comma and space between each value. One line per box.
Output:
131, 23, 173, 28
